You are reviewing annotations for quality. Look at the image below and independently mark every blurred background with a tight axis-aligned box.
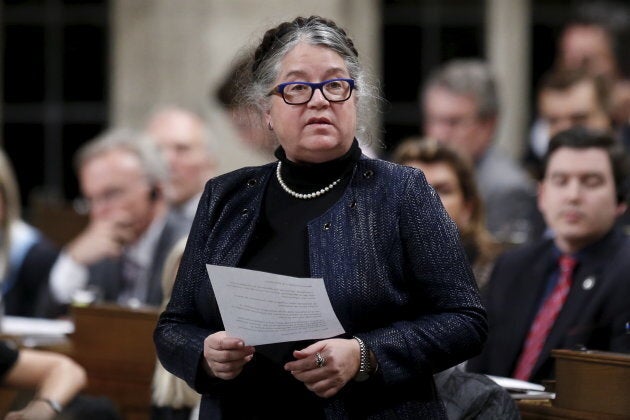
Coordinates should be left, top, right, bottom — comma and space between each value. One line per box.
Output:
1, 0, 627, 244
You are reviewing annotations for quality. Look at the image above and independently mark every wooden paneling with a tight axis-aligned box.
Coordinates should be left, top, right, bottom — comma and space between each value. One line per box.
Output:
68, 304, 160, 420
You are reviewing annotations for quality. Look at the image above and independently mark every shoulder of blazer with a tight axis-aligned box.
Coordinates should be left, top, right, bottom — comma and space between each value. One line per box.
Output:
355, 156, 428, 193
201, 163, 274, 205
207, 162, 275, 189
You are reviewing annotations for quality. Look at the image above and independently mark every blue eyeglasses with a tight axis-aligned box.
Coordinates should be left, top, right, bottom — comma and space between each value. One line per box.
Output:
273, 78, 355, 105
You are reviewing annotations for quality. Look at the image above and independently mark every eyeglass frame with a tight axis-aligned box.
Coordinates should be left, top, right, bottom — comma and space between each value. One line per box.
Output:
271, 78, 355, 105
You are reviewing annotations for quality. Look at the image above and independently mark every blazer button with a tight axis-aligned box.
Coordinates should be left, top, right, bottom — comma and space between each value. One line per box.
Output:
323, 222, 331, 230
363, 170, 374, 179
241, 209, 249, 216
247, 179, 258, 186
349, 200, 357, 208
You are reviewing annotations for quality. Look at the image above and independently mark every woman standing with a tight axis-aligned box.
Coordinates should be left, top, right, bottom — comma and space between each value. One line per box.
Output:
155, 16, 486, 419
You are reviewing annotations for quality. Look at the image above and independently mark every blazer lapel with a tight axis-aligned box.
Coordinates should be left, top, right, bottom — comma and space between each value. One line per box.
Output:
205, 170, 270, 267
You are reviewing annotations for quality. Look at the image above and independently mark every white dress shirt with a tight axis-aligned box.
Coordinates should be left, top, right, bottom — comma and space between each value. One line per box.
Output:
49, 215, 167, 305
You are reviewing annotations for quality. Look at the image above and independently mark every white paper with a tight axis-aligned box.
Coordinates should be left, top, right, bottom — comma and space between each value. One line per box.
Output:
206, 264, 345, 346
2, 316, 74, 336
485, 375, 546, 392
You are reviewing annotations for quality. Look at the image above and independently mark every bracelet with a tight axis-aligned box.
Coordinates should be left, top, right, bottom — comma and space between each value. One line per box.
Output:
352, 336, 372, 381
34, 397, 63, 414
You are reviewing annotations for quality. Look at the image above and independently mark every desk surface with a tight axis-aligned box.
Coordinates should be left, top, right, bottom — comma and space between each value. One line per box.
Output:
69, 304, 160, 420
0, 304, 161, 419
1, 304, 162, 420
518, 400, 630, 420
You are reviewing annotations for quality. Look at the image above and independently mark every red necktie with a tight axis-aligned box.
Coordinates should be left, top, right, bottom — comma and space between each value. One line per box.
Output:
512, 255, 577, 381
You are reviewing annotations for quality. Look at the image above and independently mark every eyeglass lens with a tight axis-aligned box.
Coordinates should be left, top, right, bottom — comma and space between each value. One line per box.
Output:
282, 80, 352, 104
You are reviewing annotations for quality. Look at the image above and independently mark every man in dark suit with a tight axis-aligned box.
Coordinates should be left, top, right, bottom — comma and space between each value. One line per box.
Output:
420, 59, 539, 246
145, 106, 217, 228
468, 127, 630, 384
49, 129, 188, 308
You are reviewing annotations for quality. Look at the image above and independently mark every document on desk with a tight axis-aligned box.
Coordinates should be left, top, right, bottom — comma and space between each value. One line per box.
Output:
206, 264, 345, 346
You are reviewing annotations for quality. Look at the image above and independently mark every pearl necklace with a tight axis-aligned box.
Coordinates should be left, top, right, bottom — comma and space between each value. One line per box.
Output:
276, 161, 342, 200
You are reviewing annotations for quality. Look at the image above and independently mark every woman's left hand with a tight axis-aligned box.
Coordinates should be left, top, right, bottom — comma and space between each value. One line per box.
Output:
284, 338, 360, 398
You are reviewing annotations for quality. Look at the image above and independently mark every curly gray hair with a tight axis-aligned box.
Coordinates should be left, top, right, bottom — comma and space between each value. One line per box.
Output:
243, 16, 381, 145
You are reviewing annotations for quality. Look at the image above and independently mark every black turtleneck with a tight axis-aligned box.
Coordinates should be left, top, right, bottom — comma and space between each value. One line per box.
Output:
239, 139, 361, 277
230, 141, 361, 419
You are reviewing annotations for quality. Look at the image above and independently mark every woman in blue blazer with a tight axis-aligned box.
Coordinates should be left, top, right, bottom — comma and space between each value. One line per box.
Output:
154, 16, 487, 419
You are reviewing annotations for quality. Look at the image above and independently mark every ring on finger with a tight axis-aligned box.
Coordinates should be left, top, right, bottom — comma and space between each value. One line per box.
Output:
315, 352, 326, 368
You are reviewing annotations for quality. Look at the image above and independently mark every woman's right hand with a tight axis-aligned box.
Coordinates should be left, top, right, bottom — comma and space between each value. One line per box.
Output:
203, 331, 255, 380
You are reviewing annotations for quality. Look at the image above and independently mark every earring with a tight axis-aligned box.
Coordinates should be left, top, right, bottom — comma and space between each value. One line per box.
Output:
267, 121, 273, 131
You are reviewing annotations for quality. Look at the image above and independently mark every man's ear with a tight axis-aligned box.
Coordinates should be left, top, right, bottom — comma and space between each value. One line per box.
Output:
615, 202, 628, 218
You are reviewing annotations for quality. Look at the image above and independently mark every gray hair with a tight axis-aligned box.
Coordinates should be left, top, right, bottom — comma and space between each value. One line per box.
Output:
145, 105, 216, 155
75, 128, 168, 186
244, 16, 381, 145
422, 59, 499, 120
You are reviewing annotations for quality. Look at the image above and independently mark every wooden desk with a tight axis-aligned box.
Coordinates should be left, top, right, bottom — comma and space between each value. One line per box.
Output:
518, 400, 630, 419
68, 304, 160, 420
518, 349, 630, 419
0, 305, 160, 419
552, 349, 630, 417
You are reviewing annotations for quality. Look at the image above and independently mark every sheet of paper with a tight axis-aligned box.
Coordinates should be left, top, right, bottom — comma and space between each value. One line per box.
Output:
2, 316, 74, 337
206, 264, 345, 346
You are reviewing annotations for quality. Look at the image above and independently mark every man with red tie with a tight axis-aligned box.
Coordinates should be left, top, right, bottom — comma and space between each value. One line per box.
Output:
467, 127, 630, 383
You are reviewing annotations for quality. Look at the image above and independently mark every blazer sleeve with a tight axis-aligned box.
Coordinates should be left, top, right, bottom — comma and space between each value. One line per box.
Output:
359, 170, 487, 385
153, 181, 220, 393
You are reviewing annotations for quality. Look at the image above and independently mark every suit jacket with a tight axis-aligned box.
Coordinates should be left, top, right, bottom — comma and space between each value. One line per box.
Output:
476, 146, 543, 244
434, 366, 519, 420
3, 222, 60, 317
88, 214, 189, 306
154, 157, 487, 419
467, 228, 630, 383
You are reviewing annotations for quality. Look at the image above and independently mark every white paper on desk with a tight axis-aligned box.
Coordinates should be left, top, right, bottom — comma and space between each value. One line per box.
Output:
206, 264, 345, 346
2, 316, 74, 336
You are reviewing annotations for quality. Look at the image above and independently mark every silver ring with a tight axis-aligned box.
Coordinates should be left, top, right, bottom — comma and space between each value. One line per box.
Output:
315, 352, 326, 368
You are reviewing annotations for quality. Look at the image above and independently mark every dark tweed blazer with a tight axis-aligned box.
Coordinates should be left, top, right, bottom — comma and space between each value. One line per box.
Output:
154, 157, 487, 419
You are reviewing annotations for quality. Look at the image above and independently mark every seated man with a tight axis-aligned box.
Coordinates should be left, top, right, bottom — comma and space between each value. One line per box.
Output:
526, 68, 612, 180
420, 59, 539, 245
49, 129, 189, 308
145, 106, 217, 228
468, 127, 630, 383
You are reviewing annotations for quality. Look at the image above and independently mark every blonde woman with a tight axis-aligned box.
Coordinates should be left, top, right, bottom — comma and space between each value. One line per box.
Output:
0, 149, 60, 317
151, 236, 200, 420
